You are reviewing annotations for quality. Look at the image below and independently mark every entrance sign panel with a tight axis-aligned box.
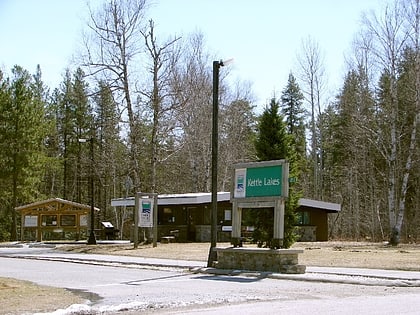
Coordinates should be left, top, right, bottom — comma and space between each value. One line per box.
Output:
233, 160, 288, 199
246, 165, 282, 197
231, 160, 289, 248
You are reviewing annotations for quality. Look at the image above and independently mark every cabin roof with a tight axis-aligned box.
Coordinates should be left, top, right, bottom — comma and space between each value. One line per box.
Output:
298, 198, 341, 213
15, 198, 100, 212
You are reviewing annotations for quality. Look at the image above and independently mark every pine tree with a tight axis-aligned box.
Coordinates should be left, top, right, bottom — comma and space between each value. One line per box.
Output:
33, 66, 60, 200
56, 68, 92, 203
280, 73, 307, 191
42, 88, 64, 198
280, 73, 306, 157
0, 66, 50, 240
0, 70, 12, 240
332, 68, 378, 240
253, 98, 298, 248
255, 99, 290, 160
94, 81, 127, 224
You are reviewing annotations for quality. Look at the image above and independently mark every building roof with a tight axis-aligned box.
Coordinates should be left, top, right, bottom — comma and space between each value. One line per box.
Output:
111, 193, 341, 213
298, 198, 341, 213
111, 192, 231, 207
15, 198, 100, 212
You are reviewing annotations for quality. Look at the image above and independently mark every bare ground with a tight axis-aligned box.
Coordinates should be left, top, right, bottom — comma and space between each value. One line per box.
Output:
57, 240, 420, 271
294, 241, 420, 271
0, 277, 85, 315
1, 241, 420, 314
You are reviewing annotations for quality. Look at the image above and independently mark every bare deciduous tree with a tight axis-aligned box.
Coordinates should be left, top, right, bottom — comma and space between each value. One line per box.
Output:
169, 33, 214, 192
297, 36, 326, 199
219, 95, 256, 191
140, 19, 181, 193
360, 1, 414, 245
81, 0, 147, 190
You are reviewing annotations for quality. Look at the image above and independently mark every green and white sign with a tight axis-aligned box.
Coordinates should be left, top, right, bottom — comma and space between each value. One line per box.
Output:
233, 160, 289, 199
139, 198, 154, 227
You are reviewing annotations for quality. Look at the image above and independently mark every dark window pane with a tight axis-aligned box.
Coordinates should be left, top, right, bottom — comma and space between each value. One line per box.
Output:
61, 215, 76, 226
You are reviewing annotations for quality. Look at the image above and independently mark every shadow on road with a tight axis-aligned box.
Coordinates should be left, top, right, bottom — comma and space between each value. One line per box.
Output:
123, 273, 191, 285
67, 288, 102, 304
193, 273, 269, 283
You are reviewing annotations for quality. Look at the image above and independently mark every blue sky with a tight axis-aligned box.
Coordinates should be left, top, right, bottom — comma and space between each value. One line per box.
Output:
0, 0, 388, 109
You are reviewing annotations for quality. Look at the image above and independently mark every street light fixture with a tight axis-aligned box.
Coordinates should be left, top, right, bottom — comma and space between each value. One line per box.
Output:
207, 59, 233, 267
78, 137, 97, 245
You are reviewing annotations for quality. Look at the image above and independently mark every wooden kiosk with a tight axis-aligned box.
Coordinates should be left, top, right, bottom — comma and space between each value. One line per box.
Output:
15, 198, 98, 242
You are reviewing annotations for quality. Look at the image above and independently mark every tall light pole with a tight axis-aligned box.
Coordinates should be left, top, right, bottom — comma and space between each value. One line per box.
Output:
207, 59, 233, 267
79, 137, 97, 245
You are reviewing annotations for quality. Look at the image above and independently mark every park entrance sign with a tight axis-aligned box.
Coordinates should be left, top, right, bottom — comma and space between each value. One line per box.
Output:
233, 160, 289, 200
231, 160, 289, 248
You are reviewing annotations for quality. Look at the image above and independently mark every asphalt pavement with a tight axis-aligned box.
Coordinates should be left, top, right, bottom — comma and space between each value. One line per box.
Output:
2, 242, 420, 287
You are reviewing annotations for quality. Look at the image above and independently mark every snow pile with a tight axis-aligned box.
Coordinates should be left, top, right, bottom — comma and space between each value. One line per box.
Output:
34, 295, 269, 314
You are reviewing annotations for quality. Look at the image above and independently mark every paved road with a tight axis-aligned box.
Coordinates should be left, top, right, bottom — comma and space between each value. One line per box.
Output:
1, 245, 420, 314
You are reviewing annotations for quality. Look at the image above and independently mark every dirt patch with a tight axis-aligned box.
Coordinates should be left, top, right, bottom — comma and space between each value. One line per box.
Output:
58, 242, 220, 261
0, 277, 85, 315
294, 241, 420, 271
57, 241, 420, 271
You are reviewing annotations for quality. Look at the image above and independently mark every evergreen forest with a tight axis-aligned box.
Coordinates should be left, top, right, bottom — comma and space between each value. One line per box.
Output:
0, 0, 419, 245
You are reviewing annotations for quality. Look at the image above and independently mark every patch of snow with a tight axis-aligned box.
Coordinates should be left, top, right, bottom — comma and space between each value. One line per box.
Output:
34, 294, 272, 315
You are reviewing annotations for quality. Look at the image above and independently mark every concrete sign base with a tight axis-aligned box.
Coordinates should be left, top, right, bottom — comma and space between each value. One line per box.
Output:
215, 247, 306, 274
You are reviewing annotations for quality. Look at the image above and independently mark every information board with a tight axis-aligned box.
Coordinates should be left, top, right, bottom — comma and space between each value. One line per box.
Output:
139, 198, 154, 227
24, 215, 38, 227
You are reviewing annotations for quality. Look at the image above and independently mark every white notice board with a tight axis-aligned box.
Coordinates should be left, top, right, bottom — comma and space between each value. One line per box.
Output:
139, 198, 154, 227
24, 215, 38, 227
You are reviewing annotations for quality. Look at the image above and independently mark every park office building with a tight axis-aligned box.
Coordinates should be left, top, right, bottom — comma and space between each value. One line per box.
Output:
111, 192, 341, 242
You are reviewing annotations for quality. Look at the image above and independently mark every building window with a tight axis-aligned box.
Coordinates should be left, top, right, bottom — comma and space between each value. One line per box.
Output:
298, 211, 310, 225
162, 207, 175, 223
60, 215, 76, 226
42, 215, 57, 226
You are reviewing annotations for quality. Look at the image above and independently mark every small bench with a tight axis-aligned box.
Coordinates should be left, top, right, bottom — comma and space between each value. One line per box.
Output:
161, 236, 176, 243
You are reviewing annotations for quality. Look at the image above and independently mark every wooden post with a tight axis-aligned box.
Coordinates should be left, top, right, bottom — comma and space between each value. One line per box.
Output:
20, 213, 24, 241
153, 193, 158, 248
273, 198, 285, 248
134, 192, 139, 249
37, 214, 42, 242
231, 201, 242, 246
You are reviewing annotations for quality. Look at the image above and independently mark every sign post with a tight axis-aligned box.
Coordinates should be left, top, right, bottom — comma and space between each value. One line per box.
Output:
134, 192, 158, 248
231, 160, 289, 248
